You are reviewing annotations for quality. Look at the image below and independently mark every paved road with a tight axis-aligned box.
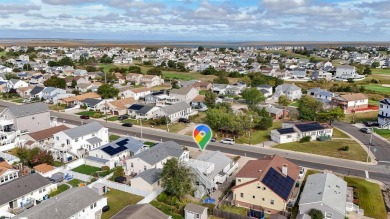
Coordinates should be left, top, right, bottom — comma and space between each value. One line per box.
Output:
333, 121, 390, 163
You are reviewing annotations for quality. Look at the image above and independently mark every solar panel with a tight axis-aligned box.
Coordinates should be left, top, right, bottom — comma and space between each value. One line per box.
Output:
116, 139, 129, 147
101, 144, 128, 156
128, 104, 144, 110
295, 122, 324, 132
277, 128, 295, 135
262, 167, 295, 201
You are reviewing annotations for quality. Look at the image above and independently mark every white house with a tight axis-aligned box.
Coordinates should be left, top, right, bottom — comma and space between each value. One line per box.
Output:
169, 86, 199, 103
378, 98, 390, 128
335, 65, 365, 81
153, 101, 192, 122
127, 104, 160, 119
125, 87, 152, 100
0, 173, 57, 217
270, 121, 333, 144
52, 122, 109, 162
17, 187, 107, 219
274, 84, 302, 101
184, 203, 208, 219
0, 160, 19, 185
256, 84, 273, 97
125, 141, 189, 175
130, 168, 162, 192
6, 79, 28, 92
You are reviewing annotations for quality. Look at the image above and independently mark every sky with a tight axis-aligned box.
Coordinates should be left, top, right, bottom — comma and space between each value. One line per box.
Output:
0, 0, 389, 41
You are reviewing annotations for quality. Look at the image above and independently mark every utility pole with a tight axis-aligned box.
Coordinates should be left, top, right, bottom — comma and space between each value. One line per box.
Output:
140, 118, 143, 139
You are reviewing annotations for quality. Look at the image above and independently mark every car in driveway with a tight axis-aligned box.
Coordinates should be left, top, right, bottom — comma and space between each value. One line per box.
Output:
363, 121, 379, 127
360, 127, 373, 134
80, 115, 90, 119
122, 123, 133, 127
118, 115, 129, 121
220, 138, 235, 145
178, 118, 190, 123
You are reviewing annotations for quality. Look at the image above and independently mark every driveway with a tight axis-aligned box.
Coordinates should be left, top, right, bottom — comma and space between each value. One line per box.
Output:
333, 121, 390, 163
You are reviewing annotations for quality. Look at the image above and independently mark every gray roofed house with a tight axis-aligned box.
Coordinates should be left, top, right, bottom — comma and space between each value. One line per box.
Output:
274, 84, 302, 101
62, 122, 104, 139
299, 172, 347, 219
16, 187, 107, 219
29, 86, 45, 96
161, 101, 191, 115
131, 141, 184, 165
81, 98, 104, 108
86, 136, 102, 145
111, 204, 169, 219
7, 102, 49, 118
134, 168, 162, 184
0, 173, 52, 206
155, 101, 192, 122
170, 86, 194, 95
197, 150, 234, 180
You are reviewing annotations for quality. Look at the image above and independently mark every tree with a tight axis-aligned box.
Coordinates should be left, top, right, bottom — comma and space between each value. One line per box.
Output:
100, 54, 113, 63
161, 158, 194, 198
213, 71, 229, 84
363, 65, 372, 75
4, 73, 19, 80
254, 108, 273, 130
71, 79, 77, 88
146, 67, 162, 76
128, 65, 141, 73
278, 95, 291, 107
198, 46, 204, 51
97, 84, 119, 99
201, 66, 218, 75
371, 62, 380, 68
240, 76, 252, 85
308, 209, 324, 219
167, 60, 176, 68
23, 64, 32, 71
44, 76, 66, 89
204, 90, 217, 107
242, 88, 265, 106
297, 95, 323, 121
317, 107, 345, 125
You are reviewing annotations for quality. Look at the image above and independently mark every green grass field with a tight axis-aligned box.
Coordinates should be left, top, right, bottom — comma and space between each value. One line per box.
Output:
274, 139, 368, 162
107, 116, 118, 121
235, 121, 282, 144
343, 111, 378, 123
72, 165, 100, 175
332, 128, 350, 138
364, 84, 390, 94
218, 204, 248, 216
76, 111, 97, 116
102, 189, 143, 219
49, 184, 70, 197
344, 177, 387, 219
374, 128, 390, 140
371, 68, 390, 75
163, 72, 195, 81
109, 134, 121, 141
67, 179, 84, 187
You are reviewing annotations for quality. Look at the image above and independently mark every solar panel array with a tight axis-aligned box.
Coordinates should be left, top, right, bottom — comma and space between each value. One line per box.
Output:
128, 104, 144, 110
101, 139, 129, 156
277, 128, 295, 134
295, 122, 324, 132
262, 167, 295, 201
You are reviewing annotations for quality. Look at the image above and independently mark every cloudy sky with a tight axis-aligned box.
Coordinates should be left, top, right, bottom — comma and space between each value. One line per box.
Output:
0, 0, 389, 41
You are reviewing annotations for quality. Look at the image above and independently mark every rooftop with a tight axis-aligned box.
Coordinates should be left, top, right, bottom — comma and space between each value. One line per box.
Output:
111, 204, 169, 219
28, 125, 69, 141
131, 141, 183, 165
62, 122, 104, 139
7, 102, 49, 118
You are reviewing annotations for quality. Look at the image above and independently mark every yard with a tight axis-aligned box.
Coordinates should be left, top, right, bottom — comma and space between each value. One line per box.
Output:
363, 84, 390, 94
72, 164, 101, 175
49, 184, 70, 197
371, 68, 390, 75
102, 188, 143, 219
332, 128, 350, 138
344, 177, 387, 219
107, 116, 118, 121
289, 102, 299, 107
150, 200, 184, 219
274, 139, 368, 162
109, 134, 121, 141
374, 128, 390, 140
67, 179, 84, 187
121, 118, 189, 133
235, 121, 282, 145
343, 111, 378, 123
218, 204, 248, 216
53, 161, 64, 167
76, 111, 98, 116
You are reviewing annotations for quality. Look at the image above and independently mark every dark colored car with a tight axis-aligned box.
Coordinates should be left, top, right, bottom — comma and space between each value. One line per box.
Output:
178, 118, 190, 123
122, 123, 133, 127
80, 115, 90, 119
118, 115, 129, 121
360, 127, 373, 134
363, 121, 379, 127
102, 205, 110, 212
211, 137, 216, 142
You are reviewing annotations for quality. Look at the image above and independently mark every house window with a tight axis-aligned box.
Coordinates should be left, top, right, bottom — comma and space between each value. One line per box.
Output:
56, 137, 59, 140
270, 200, 274, 205
75, 138, 79, 142
90, 204, 94, 209
262, 198, 265, 201
287, 135, 292, 138
253, 195, 255, 199
257, 185, 261, 189
240, 193, 244, 198
94, 202, 96, 207
263, 187, 266, 190
144, 166, 146, 171
131, 163, 133, 168
237, 179, 241, 182
196, 213, 200, 219
325, 212, 332, 219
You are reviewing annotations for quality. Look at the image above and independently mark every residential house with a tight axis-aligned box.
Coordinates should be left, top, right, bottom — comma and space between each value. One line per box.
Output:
76, 83, 94, 93
273, 84, 302, 101
153, 101, 192, 122
0, 159, 19, 185
299, 173, 347, 219
125, 141, 189, 175
191, 95, 208, 111
270, 121, 333, 144
291, 68, 307, 78
52, 122, 109, 162
332, 93, 368, 114
41, 87, 68, 103
126, 73, 143, 85
111, 204, 169, 219
140, 75, 163, 87
257, 85, 273, 98
307, 88, 334, 105
16, 187, 107, 219
130, 168, 162, 192
128, 104, 159, 119
0, 173, 57, 217
312, 70, 332, 81
231, 155, 300, 214
184, 203, 208, 219
6, 79, 28, 92
211, 84, 229, 95
378, 98, 390, 128
1, 102, 51, 132
105, 97, 136, 115
33, 163, 55, 175
192, 81, 212, 91
89, 137, 145, 168
81, 98, 106, 111
258, 105, 287, 120
24, 125, 69, 148
129, 87, 152, 100
115, 73, 126, 84
170, 86, 199, 103
29, 86, 45, 99
29, 74, 44, 85
58, 92, 101, 106
16, 86, 34, 99
335, 65, 365, 81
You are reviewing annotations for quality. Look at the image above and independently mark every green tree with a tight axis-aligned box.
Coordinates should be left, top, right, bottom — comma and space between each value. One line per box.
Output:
308, 209, 324, 219
204, 90, 217, 108
371, 62, 380, 68
198, 46, 204, 51
363, 65, 372, 75
71, 79, 77, 88
23, 64, 32, 71
240, 76, 252, 85
252, 107, 273, 130
277, 95, 291, 107
128, 65, 141, 73
202, 66, 218, 75
161, 158, 194, 198
100, 54, 113, 63
44, 76, 66, 89
97, 84, 119, 99
4, 73, 20, 80
146, 67, 162, 76
242, 88, 265, 106
297, 95, 323, 121
167, 60, 176, 68
317, 107, 345, 125
213, 71, 229, 84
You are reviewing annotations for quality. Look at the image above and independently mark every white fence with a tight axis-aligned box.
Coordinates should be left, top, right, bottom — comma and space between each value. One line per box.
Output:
66, 170, 93, 182
137, 187, 164, 204
0, 151, 20, 163
64, 105, 80, 112
100, 178, 150, 197
64, 158, 86, 170
0, 143, 16, 152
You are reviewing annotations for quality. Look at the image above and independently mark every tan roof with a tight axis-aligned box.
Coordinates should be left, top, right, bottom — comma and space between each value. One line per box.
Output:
107, 98, 136, 110
33, 163, 55, 174
0, 161, 14, 177
17, 86, 35, 93
142, 75, 158, 79
73, 92, 101, 101
192, 81, 211, 88
130, 87, 151, 93
340, 93, 368, 102
193, 95, 205, 102
170, 86, 194, 95
28, 125, 69, 141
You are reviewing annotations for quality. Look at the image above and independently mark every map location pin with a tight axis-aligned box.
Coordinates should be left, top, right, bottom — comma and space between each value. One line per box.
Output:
193, 124, 212, 151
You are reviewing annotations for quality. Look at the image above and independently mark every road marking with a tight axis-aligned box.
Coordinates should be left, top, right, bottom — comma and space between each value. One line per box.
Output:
365, 170, 369, 179
378, 161, 390, 164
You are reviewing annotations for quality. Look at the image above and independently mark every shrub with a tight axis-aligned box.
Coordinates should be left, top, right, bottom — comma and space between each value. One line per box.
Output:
233, 156, 241, 162
299, 136, 311, 143
101, 166, 110, 171
308, 209, 324, 219
158, 192, 168, 202
339, 145, 350, 151
201, 203, 216, 215
92, 113, 102, 118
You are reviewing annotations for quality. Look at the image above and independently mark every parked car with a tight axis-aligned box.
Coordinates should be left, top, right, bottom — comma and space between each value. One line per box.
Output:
80, 115, 90, 119
360, 127, 372, 134
299, 167, 305, 179
122, 123, 133, 127
178, 118, 190, 123
220, 138, 235, 145
211, 137, 216, 142
118, 115, 129, 121
363, 121, 379, 127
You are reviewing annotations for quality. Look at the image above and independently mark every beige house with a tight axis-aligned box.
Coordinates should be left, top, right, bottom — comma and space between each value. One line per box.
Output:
130, 168, 162, 192
105, 97, 136, 115
170, 86, 199, 103
232, 155, 300, 214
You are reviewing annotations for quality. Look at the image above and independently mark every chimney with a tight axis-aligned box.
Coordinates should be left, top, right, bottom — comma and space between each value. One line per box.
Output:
282, 164, 288, 176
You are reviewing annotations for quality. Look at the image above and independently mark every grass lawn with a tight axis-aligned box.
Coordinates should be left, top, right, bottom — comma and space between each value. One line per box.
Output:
368, 99, 380, 106
218, 204, 248, 216
144, 141, 156, 147
68, 179, 84, 187
163, 72, 195, 81
49, 105, 65, 111
274, 139, 368, 162
107, 116, 118, 121
72, 164, 100, 175
150, 200, 184, 219
332, 128, 350, 138
374, 128, 390, 140
102, 188, 143, 219
49, 184, 70, 197
344, 177, 387, 219
189, 112, 207, 124
53, 161, 64, 167
289, 102, 299, 107
121, 118, 188, 133
138, 65, 216, 82
109, 134, 121, 141
343, 111, 378, 123
235, 121, 282, 144
363, 84, 390, 94
371, 68, 390, 75
76, 111, 97, 116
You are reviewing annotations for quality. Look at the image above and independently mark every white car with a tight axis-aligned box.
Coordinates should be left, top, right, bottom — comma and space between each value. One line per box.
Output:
220, 138, 235, 145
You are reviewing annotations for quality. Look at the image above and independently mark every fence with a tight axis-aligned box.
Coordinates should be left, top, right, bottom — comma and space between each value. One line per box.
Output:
100, 178, 150, 197
213, 209, 251, 219
0, 143, 16, 152
137, 187, 164, 204
64, 158, 86, 170
0, 151, 20, 163
67, 170, 93, 182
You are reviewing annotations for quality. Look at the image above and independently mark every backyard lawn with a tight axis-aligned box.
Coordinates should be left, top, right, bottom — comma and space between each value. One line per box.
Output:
289, 102, 299, 107
109, 134, 121, 141
332, 128, 350, 138
163, 72, 195, 81
218, 204, 248, 216
374, 128, 390, 140
72, 164, 100, 175
49, 184, 70, 197
102, 188, 143, 219
363, 84, 390, 94
120, 118, 188, 133
67, 179, 84, 187
235, 121, 282, 145
274, 139, 368, 162
53, 161, 64, 167
344, 177, 387, 219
